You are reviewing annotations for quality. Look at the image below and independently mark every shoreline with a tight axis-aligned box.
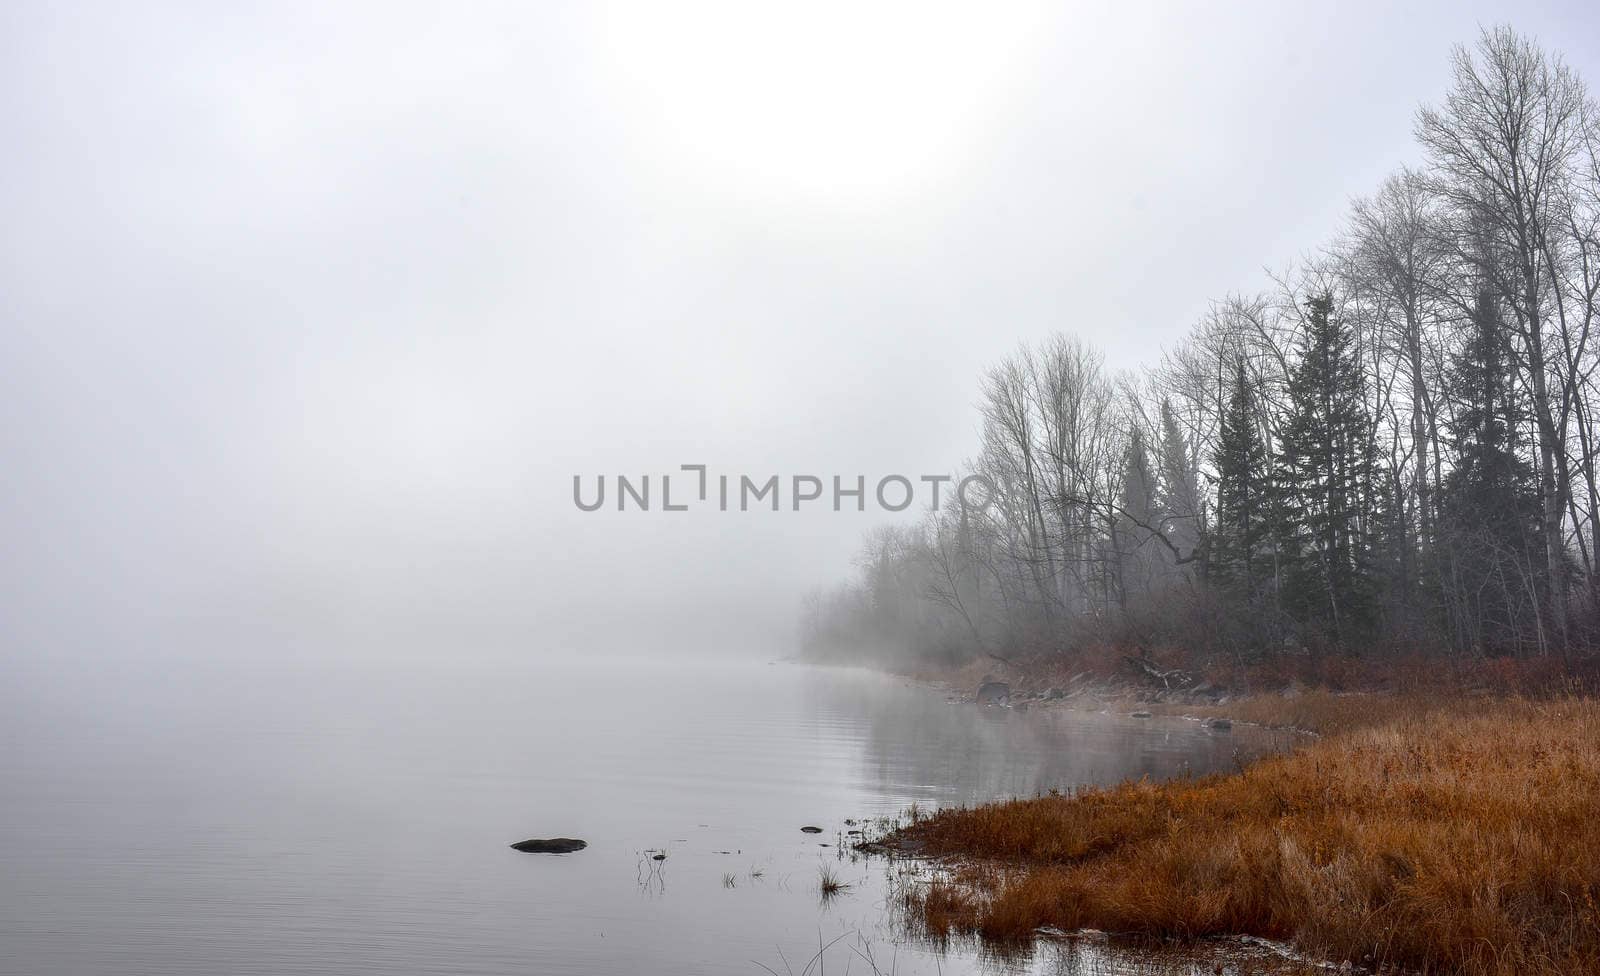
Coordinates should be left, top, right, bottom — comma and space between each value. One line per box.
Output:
875, 655, 1373, 740
856, 678, 1600, 976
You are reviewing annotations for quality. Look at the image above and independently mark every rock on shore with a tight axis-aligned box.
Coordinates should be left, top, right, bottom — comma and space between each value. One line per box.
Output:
976, 681, 1011, 703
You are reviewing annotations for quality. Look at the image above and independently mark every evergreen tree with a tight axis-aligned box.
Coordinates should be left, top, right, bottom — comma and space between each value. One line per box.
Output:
1114, 427, 1163, 603
1274, 294, 1378, 644
1158, 398, 1202, 567
1438, 289, 1543, 653
1211, 360, 1272, 593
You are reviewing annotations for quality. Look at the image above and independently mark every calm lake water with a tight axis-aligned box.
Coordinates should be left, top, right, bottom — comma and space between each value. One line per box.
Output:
0, 657, 1282, 975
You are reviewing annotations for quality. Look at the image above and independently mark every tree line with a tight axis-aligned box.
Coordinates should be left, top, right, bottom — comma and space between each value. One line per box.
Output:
800, 27, 1600, 669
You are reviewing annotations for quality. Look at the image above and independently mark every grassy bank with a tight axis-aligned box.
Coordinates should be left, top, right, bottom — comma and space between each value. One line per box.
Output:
889, 695, 1600, 975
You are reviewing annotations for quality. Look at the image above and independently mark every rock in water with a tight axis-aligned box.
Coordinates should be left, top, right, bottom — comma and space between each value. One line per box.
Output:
976, 681, 1011, 704
1130, 710, 1152, 719
800, 825, 824, 834
510, 838, 587, 854
1209, 719, 1233, 731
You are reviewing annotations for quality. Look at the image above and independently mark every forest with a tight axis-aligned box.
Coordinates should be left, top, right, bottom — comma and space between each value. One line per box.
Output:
800, 27, 1600, 673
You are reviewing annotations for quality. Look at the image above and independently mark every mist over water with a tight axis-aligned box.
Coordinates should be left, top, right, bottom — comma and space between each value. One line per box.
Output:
0, 656, 1274, 975
8, 3, 1599, 666
10, 5, 1600, 975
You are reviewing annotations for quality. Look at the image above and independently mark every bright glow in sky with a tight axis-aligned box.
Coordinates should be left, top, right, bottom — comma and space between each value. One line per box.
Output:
599, 2, 1054, 204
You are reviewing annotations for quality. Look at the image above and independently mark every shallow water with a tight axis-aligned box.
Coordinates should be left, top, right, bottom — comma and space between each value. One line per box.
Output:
0, 657, 1285, 975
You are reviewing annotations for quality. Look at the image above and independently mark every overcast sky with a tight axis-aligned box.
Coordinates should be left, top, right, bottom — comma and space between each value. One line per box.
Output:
4, 1, 1599, 663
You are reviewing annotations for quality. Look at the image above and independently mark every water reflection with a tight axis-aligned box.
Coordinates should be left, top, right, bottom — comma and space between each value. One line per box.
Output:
803, 668, 1278, 807
0, 658, 1291, 976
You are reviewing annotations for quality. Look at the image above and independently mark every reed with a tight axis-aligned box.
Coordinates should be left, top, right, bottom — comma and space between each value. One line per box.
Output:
818, 863, 851, 897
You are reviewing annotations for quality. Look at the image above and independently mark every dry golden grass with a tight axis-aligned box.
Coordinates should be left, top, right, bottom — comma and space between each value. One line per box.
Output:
893, 697, 1600, 974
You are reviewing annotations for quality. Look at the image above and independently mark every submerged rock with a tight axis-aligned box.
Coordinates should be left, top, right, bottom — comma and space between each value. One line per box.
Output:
510, 838, 587, 854
976, 681, 1011, 704
1129, 710, 1152, 719
1210, 718, 1233, 731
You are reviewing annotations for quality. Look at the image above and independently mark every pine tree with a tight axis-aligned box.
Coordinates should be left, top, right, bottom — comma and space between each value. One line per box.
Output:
1274, 294, 1378, 644
1438, 289, 1543, 653
1158, 398, 1202, 568
1114, 426, 1163, 604
1211, 360, 1272, 593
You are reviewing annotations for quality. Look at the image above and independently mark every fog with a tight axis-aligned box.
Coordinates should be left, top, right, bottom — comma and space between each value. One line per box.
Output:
4, 1, 1598, 664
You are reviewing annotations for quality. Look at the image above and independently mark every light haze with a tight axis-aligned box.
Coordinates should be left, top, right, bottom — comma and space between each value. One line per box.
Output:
4, 1, 1598, 662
